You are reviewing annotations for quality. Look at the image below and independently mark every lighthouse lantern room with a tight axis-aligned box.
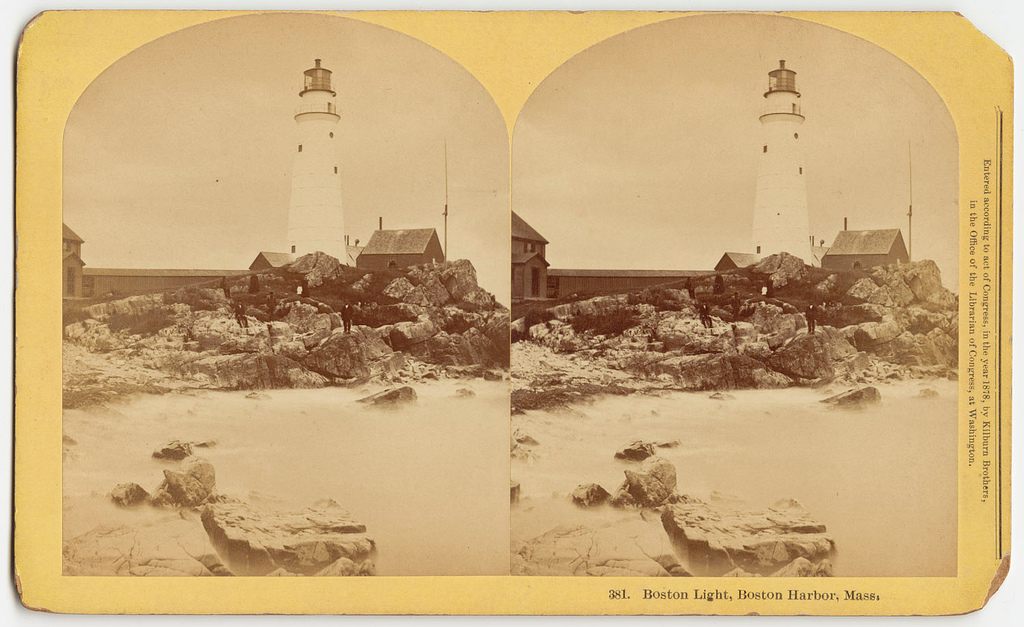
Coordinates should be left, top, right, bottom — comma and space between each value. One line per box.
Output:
287, 59, 346, 261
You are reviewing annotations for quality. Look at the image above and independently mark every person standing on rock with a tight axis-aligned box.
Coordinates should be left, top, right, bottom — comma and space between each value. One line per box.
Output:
698, 302, 713, 329
805, 303, 818, 335
684, 277, 695, 300
220, 276, 230, 299
341, 302, 353, 334
730, 291, 741, 319
233, 301, 248, 330
713, 274, 725, 295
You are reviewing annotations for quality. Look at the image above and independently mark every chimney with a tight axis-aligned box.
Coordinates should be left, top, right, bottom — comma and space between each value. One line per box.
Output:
378, 217, 383, 230
844, 217, 848, 231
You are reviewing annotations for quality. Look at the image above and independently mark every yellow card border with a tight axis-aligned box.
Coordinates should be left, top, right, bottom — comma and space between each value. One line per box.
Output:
14, 10, 1012, 615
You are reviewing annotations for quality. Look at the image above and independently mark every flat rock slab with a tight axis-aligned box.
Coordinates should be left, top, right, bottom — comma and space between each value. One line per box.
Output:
821, 386, 881, 408
201, 500, 375, 576
357, 386, 417, 405
62, 513, 231, 576
660, 500, 834, 577
512, 516, 689, 577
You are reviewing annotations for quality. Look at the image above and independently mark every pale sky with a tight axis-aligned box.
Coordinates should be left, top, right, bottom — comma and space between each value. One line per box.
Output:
64, 13, 509, 299
512, 14, 959, 288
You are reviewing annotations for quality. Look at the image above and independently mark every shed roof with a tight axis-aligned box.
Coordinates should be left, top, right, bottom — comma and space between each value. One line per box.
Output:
360, 228, 438, 255
252, 251, 294, 268
63, 223, 84, 243
512, 251, 549, 266
549, 268, 708, 278
511, 212, 548, 244
825, 229, 904, 256
716, 252, 762, 268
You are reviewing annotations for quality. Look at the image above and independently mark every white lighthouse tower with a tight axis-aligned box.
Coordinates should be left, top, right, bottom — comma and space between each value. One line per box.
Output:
752, 59, 812, 262
287, 59, 346, 261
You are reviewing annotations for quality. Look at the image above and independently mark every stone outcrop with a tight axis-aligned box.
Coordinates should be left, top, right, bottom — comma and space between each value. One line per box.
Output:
109, 482, 150, 507
821, 386, 881, 407
571, 483, 611, 508
63, 513, 232, 576
512, 517, 690, 577
357, 386, 417, 405
609, 456, 678, 509
200, 499, 375, 576
150, 457, 217, 508
660, 498, 835, 577
287, 251, 342, 288
152, 440, 193, 461
614, 441, 656, 462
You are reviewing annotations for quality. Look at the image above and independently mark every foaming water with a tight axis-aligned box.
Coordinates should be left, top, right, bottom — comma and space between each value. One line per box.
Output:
512, 379, 957, 576
63, 380, 511, 575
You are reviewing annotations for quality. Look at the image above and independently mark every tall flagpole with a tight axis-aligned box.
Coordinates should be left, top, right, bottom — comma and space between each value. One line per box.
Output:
443, 139, 449, 259
907, 141, 913, 261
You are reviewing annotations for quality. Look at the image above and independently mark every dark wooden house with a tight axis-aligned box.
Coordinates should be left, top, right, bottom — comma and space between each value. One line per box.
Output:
511, 212, 549, 300
355, 228, 444, 271
248, 251, 294, 271
714, 252, 762, 272
821, 229, 909, 271
62, 223, 85, 298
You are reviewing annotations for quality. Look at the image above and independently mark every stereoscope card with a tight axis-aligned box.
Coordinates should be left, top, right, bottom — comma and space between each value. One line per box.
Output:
13, 10, 1012, 615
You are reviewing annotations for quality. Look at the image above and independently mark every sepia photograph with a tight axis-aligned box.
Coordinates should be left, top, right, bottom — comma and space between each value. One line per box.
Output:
509, 14, 959, 578
60, 13, 511, 577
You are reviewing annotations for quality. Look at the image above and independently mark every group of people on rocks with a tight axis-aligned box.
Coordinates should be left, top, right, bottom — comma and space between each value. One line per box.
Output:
220, 275, 358, 334
684, 274, 827, 336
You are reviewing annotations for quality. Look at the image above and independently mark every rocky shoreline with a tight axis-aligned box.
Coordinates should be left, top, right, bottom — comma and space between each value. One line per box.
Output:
511, 254, 956, 412
63, 253, 509, 408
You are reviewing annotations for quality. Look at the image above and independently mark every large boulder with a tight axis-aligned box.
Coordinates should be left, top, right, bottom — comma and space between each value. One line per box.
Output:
383, 277, 430, 306
660, 499, 834, 576
821, 386, 881, 407
847, 320, 902, 351
754, 252, 807, 288
357, 386, 417, 405
766, 333, 837, 380
63, 513, 232, 576
614, 441, 656, 462
439, 259, 480, 302
609, 456, 677, 508
643, 353, 791, 390
109, 482, 150, 507
150, 457, 217, 508
188, 353, 328, 389
388, 318, 438, 350
571, 483, 611, 508
287, 251, 342, 287
190, 312, 270, 354
302, 326, 396, 380
200, 499, 375, 576
405, 265, 452, 307
152, 440, 193, 461
512, 517, 689, 577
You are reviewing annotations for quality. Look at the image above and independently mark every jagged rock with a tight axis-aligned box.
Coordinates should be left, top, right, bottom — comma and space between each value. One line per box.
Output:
317, 556, 376, 576
656, 439, 681, 448
513, 430, 539, 446
82, 293, 168, 321
388, 318, 437, 350
511, 481, 521, 504
287, 251, 342, 287
483, 369, 503, 381
189, 353, 328, 389
609, 456, 677, 508
709, 392, 734, 400
152, 440, 193, 460
847, 320, 902, 350
644, 353, 791, 390
439, 259, 480, 302
512, 517, 690, 577
303, 326, 395, 379
63, 513, 232, 576
405, 266, 451, 307
150, 457, 216, 508
201, 499, 375, 576
614, 440, 656, 462
661, 500, 834, 576
571, 483, 611, 508
357, 386, 417, 405
383, 277, 430, 306
772, 556, 834, 577
820, 386, 881, 407
455, 387, 476, 398
767, 333, 836, 380
109, 482, 150, 507
918, 387, 939, 398
754, 252, 807, 287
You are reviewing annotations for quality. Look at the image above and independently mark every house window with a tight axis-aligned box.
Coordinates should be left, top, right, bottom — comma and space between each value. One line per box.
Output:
329, 132, 334, 138
756, 245, 761, 254
334, 166, 338, 174
799, 167, 803, 174
794, 132, 799, 139
763, 145, 768, 153
298, 144, 302, 152
291, 245, 296, 253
